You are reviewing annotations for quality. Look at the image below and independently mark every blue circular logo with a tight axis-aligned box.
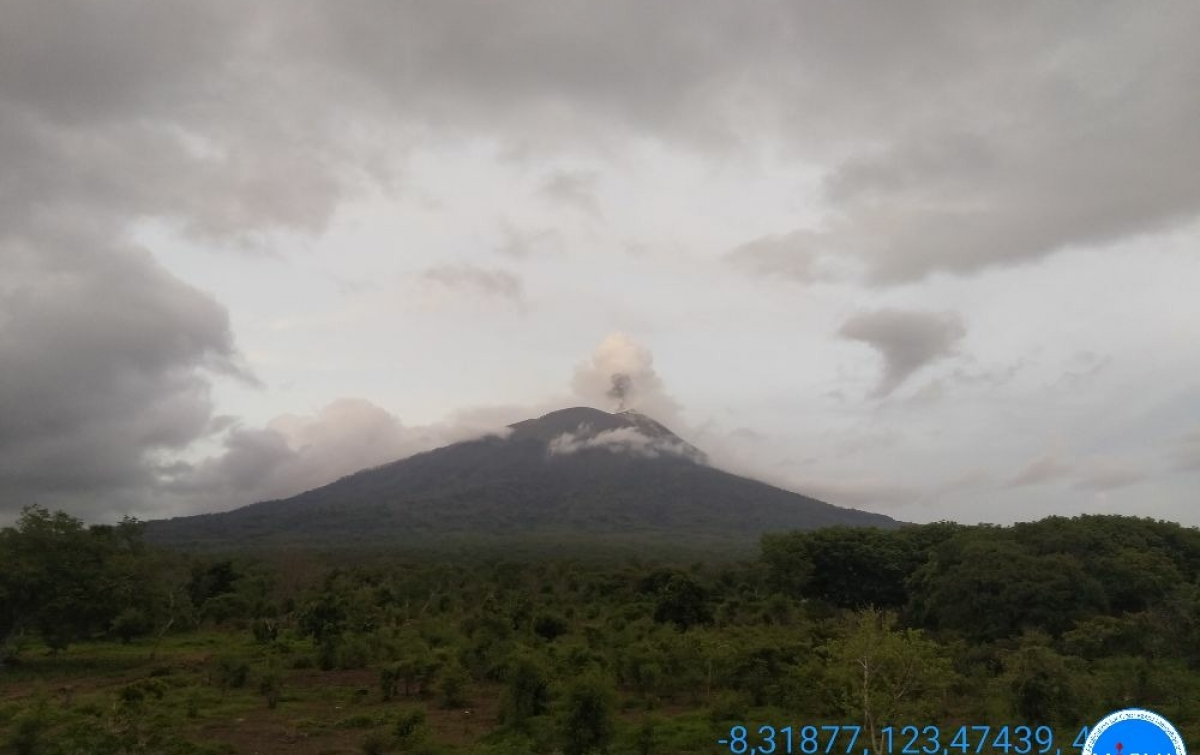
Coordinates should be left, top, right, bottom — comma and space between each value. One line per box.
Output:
1084, 708, 1186, 755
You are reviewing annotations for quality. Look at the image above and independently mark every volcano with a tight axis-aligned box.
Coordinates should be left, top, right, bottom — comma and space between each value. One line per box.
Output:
145, 407, 899, 552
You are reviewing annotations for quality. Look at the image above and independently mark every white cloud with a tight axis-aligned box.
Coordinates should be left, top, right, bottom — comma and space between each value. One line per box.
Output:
547, 425, 699, 461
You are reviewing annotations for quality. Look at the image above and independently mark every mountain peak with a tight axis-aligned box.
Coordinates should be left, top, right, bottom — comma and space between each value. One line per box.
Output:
145, 404, 900, 551
507, 406, 706, 463
507, 406, 617, 442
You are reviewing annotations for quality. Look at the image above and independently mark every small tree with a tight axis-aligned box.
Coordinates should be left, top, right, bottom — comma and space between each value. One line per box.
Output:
110, 608, 152, 644
260, 668, 283, 710
652, 575, 713, 630
824, 608, 955, 755
380, 663, 400, 702
438, 659, 471, 709
634, 716, 660, 755
1001, 633, 1088, 726
215, 655, 250, 690
393, 706, 427, 748
499, 653, 551, 730
559, 672, 617, 755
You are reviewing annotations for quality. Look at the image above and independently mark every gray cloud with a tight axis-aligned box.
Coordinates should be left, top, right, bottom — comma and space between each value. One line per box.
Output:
819, 34, 1200, 282
3, 0, 1199, 526
496, 222, 564, 259
1170, 431, 1200, 473
6, 2, 1200, 282
422, 264, 525, 304
164, 398, 511, 513
0, 5, 359, 244
0, 1, 364, 521
1072, 460, 1151, 493
538, 169, 600, 216
838, 309, 967, 397
725, 231, 822, 283
795, 479, 924, 511
1006, 454, 1074, 488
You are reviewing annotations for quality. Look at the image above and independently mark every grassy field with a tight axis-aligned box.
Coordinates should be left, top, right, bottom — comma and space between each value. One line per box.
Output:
2, 631, 481, 754
0, 630, 723, 755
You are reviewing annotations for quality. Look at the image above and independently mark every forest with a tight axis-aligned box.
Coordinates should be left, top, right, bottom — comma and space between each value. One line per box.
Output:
1, 507, 1198, 754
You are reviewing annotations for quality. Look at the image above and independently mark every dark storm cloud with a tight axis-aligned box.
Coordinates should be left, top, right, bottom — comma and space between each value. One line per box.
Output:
0, 1, 235, 121
0, 1, 357, 519
8, 2, 1200, 270
1, 1, 375, 249
839, 309, 967, 398
0, 235, 249, 517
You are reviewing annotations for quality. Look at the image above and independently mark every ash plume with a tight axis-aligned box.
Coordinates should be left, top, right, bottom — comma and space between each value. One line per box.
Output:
572, 333, 683, 426
607, 373, 632, 410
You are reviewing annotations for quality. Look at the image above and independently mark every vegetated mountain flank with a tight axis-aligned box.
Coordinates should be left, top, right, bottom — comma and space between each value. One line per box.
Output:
145, 407, 899, 550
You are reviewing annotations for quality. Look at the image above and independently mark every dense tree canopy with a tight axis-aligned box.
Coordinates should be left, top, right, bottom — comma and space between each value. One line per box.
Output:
3, 510, 1200, 752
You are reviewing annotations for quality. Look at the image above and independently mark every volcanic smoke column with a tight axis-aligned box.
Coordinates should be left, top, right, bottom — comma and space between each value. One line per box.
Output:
571, 332, 684, 427
607, 373, 632, 411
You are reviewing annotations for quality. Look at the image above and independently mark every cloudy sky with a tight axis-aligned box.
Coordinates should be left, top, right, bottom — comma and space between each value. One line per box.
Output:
3, 1, 1199, 526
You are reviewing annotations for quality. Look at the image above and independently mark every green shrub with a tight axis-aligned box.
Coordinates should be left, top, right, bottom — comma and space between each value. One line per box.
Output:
318, 636, 340, 671
259, 669, 282, 709
7, 711, 47, 755
706, 690, 751, 724
75, 702, 103, 717
380, 663, 400, 701
110, 607, 153, 643
338, 636, 371, 670
498, 653, 551, 728
360, 731, 390, 755
533, 613, 569, 641
186, 687, 201, 718
252, 618, 279, 644
215, 655, 251, 689
392, 706, 427, 746
557, 672, 616, 755
438, 661, 471, 709
119, 678, 167, 708
632, 716, 660, 755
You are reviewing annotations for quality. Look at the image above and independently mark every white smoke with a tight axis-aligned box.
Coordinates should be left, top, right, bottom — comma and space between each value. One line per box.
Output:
571, 333, 683, 426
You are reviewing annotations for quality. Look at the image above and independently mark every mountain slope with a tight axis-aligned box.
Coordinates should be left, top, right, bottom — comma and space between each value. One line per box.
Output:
145, 407, 899, 550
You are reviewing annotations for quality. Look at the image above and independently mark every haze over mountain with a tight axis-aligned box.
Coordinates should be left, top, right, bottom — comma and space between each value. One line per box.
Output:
145, 407, 897, 551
